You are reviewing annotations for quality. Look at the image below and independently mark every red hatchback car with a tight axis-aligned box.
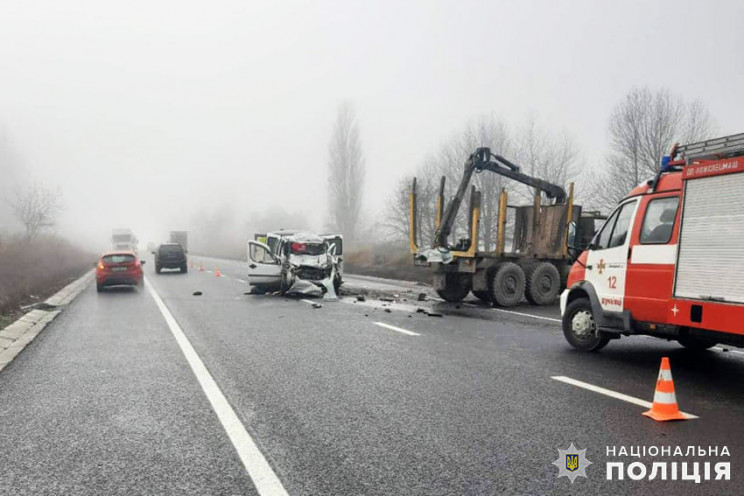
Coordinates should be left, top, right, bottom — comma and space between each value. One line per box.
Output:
96, 251, 145, 292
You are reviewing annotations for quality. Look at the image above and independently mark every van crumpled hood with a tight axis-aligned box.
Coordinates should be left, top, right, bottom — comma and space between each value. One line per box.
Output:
288, 253, 330, 268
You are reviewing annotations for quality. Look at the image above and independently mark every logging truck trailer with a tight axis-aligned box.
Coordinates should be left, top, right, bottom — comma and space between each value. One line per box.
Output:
409, 148, 602, 307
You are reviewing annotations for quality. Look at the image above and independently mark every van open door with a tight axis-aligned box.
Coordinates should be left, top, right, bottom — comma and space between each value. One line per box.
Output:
322, 234, 344, 278
247, 240, 282, 288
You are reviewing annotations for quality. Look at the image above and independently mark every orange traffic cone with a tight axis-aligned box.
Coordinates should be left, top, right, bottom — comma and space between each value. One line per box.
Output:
642, 357, 688, 421
215, 267, 222, 277
199, 263, 204, 272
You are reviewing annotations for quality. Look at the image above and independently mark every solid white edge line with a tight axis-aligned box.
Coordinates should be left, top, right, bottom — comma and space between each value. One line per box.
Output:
551, 375, 698, 419
373, 321, 421, 336
145, 278, 289, 496
237, 278, 247, 283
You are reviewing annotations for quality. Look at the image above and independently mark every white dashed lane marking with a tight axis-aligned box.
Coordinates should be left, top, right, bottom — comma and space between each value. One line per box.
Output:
373, 322, 421, 336
551, 375, 698, 419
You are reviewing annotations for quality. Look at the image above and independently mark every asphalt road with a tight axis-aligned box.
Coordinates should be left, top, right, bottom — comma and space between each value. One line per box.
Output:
1, 255, 743, 495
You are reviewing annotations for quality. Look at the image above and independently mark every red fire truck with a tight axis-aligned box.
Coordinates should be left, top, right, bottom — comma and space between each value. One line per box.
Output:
561, 132, 744, 351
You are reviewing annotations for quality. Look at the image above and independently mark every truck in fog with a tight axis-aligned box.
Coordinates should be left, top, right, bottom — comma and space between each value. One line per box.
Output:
111, 228, 138, 253
169, 231, 188, 252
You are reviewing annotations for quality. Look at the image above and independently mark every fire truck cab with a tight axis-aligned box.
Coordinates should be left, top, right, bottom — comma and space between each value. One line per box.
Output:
561, 133, 744, 351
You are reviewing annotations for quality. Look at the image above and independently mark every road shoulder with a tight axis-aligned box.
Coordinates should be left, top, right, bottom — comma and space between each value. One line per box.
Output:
0, 269, 92, 373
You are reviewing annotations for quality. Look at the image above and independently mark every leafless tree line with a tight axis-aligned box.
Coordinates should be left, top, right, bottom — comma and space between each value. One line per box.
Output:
385, 87, 717, 247
602, 87, 715, 209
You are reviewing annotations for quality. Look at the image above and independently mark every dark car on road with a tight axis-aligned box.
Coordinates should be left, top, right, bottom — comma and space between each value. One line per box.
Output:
96, 251, 144, 292
153, 243, 187, 273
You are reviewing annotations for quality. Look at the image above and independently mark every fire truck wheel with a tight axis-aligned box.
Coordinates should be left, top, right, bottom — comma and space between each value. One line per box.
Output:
489, 262, 526, 307
677, 335, 717, 351
436, 274, 472, 302
562, 297, 610, 351
525, 262, 561, 305
472, 290, 492, 304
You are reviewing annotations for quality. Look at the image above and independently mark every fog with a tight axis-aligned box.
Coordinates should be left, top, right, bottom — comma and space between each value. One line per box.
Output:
1, 0, 742, 253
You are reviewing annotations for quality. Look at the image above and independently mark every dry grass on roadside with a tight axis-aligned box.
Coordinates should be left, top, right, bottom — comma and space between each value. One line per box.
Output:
344, 243, 430, 283
0, 235, 94, 323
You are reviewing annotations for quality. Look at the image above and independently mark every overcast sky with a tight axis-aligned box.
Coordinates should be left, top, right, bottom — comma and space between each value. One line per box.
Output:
1, 0, 742, 249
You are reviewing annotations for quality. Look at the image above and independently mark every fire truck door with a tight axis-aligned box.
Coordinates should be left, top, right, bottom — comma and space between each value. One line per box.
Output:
585, 199, 639, 313
625, 195, 680, 322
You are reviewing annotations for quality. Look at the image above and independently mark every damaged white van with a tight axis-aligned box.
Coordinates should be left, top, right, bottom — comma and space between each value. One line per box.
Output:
247, 230, 343, 296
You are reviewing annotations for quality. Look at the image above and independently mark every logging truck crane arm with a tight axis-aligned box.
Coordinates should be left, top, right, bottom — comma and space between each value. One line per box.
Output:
432, 147, 567, 249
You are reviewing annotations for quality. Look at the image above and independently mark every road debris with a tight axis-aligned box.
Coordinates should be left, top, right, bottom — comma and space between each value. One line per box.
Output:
311, 302, 323, 309
417, 293, 427, 301
193, 291, 203, 296
285, 279, 324, 298
356, 295, 366, 302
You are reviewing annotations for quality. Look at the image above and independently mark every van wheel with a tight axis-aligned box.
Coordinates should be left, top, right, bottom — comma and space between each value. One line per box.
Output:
155, 265, 161, 274
472, 290, 492, 304
181, 264, 188, 273
562, 297, 610, 351
96, 283, 103, 293
489, 262, 525, 307
525, 262, 561, 305
677, 336, 716, 351
436, 274, 471, 302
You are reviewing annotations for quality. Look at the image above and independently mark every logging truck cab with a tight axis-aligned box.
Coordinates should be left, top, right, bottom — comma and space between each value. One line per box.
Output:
561, 133, 744, 351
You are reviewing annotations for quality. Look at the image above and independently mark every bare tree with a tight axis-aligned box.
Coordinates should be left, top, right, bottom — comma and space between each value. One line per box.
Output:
382, 160, 441, 247
514, 118, 581, 202
604, 87, 716, 207
8, 183, 63, 240
327, 102, 366, 242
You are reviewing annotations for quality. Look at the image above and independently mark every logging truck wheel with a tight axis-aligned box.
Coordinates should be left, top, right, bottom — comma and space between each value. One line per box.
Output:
436, 274, 472, 303
525, 262, 561, 305
489, 262, 525, 307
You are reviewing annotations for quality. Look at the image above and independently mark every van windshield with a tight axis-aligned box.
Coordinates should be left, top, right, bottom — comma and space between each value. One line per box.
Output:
290, 242, 325, 256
